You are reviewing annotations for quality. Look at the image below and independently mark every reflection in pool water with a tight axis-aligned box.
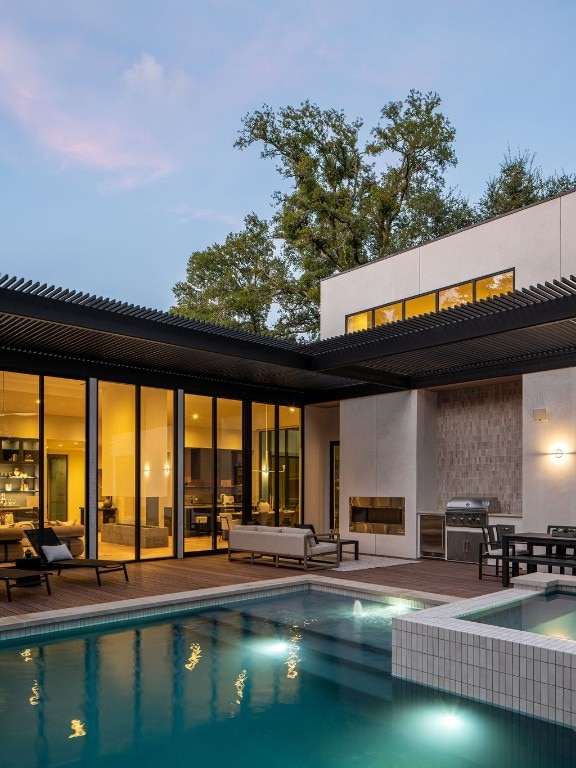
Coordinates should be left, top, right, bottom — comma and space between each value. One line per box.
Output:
0, 591, 574, 767
466, 591, 576, 641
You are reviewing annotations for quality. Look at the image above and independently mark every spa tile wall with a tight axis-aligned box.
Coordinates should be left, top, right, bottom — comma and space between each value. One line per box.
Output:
437, 381, 522, 514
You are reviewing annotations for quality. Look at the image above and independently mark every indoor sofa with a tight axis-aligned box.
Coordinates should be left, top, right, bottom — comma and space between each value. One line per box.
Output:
0, 519, 85, 561
228, 525, 341, 570
0, 526, 24, 562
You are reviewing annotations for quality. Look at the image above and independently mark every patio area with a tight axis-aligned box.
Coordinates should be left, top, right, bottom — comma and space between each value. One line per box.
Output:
0, 555, 504, 618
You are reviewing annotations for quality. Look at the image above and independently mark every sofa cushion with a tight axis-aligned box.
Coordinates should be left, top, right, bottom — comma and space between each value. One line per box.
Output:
309, 542, 338, 556
49, 524, 85, 538
42, 543, 73, 562
0, 527, 23, 541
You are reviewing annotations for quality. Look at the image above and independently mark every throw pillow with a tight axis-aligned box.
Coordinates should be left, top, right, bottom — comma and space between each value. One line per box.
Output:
42, 543, 73, 562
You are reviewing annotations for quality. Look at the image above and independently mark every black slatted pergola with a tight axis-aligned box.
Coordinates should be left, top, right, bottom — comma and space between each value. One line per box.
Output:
2, 274, 576, 403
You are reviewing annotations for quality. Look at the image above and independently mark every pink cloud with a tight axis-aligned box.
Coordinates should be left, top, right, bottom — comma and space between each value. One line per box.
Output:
0, 29, 172, 186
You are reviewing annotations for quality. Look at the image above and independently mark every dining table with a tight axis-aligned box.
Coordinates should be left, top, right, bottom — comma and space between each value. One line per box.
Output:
500, 531, 576, 587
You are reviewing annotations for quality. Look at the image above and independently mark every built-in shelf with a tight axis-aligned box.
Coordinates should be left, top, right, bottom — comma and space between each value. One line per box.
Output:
0, 437, 39, 498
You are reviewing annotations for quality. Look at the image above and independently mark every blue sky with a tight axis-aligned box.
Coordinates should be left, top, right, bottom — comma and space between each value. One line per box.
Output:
1, 0, 575, 310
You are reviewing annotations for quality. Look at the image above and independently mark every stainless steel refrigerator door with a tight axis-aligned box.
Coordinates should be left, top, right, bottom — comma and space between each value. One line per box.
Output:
419, 514, 445, 558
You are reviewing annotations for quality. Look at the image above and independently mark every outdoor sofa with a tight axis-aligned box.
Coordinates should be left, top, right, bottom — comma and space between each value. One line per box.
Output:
228, 524, 341, 570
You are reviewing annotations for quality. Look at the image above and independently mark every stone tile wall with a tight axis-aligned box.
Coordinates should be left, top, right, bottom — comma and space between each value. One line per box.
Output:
437, 381, 522, 514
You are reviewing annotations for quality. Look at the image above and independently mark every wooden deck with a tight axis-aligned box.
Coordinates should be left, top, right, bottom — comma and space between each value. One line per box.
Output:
0, 555, 505, 618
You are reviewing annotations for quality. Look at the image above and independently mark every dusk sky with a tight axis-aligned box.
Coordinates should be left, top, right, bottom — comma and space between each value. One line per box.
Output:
2, 1, 575, 310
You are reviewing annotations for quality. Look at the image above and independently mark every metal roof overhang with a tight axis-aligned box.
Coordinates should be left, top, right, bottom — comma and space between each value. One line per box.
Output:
307, 277, 576, 390
2, 275, 576, 403
0, 276, 371, 404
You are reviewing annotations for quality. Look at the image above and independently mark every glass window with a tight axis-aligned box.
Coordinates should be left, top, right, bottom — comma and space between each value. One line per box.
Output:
374, 302, 403, 326
140, 387, 174, 560
216, 399, 242, 548
475, 270, 514, 300
279, 406, 301, 527
252, 403, 274, 526
98, 382, 136, 560
404, 292, 437, 319
439, 281, 473, 311
346, 311, 372, 333
184, 394, 213, 553
44, 377, 86, 554
0, 371, 39, 529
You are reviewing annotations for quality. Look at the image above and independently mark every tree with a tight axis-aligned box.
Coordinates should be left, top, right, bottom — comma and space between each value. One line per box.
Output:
235, 100, 371, 273
234, 90, 472, 271
478, 148, 576, 219
364, 90, 475, 256
171, 214, 288, 335
173, 94, 575, 341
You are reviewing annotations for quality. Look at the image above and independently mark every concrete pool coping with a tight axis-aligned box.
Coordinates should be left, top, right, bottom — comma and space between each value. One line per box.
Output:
392, 573, 576, 729
0, 574, 452, 643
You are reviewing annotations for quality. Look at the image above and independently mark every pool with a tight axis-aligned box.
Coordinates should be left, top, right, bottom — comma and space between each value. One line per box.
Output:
465, 590, 576, 641
0, 589, 574, 767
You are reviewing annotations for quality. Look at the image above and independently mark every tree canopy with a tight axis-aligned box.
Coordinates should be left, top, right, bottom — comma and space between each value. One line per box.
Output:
172, 213, 286, 335
478, 148, 576, 219
172, 92, 576, 341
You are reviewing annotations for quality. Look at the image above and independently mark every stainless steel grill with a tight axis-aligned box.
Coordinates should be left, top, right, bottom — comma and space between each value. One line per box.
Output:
445, 496, 501, 528
445, 497, 501, 562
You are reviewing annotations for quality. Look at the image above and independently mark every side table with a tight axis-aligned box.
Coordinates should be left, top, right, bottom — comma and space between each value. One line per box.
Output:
14, 556, 44, 570
316, 536, 359, 560
0, 568, 53, 601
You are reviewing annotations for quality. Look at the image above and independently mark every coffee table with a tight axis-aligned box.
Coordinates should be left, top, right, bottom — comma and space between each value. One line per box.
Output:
0, 567, 53, 601
316, 536, 359, 560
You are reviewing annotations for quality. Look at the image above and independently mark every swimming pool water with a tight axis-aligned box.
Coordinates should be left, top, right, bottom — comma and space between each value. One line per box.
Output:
465, 590, 576, 641
0, 591, 574, 767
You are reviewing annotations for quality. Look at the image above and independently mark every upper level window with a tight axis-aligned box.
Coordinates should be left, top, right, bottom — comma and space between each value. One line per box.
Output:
476, 270, 514, 300
374, 302, 403, 327
439, 281, 473, 311
405, 292, 436, 320
346, 311, 373, 334
344, 268, 514, 334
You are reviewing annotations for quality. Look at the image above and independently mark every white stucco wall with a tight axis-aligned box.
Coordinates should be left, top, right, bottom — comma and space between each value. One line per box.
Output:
523, 369, 576, 530
320, 191, 576, 339
303, 404, 339, 533
340, 390, 428, 557
317, 192, 576, 546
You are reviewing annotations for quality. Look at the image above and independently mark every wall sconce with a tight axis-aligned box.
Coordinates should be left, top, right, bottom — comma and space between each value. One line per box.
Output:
163, 465, 170, 474
143, 466, 151, 475
533, 408, 548, 423
554, 448, 564, 459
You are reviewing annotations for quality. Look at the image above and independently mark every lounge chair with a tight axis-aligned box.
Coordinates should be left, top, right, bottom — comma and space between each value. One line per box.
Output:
25, 527, 129, 586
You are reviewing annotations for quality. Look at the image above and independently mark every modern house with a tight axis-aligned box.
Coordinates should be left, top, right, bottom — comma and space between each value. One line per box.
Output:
2, 190, 576, 564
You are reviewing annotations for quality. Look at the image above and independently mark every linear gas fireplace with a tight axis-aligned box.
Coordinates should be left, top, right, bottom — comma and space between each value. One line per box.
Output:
349, 496, 405, 535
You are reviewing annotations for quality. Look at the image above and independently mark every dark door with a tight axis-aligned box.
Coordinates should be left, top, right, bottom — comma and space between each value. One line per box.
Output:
329, 441, 340, 531
48, 454, 68, 521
